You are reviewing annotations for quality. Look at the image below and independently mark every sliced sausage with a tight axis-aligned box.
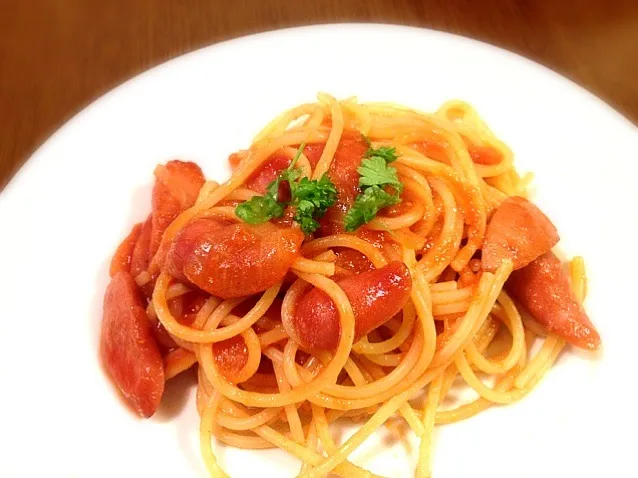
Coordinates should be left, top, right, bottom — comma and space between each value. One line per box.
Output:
288, 261, 412, 350
482, 196, 559, 272
100, 271, 165, 417
150, 160, 205, 258
506, 252, 600, 350
109, 223, 142, 277
165, 219, 304, 299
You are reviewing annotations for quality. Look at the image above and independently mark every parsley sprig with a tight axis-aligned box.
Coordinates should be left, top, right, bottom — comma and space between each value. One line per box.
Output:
235, 144, 337, 234
344, 143, 403, 232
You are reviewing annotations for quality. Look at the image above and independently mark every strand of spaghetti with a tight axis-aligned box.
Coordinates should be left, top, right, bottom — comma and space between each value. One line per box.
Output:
434, 363, 460, 408
300, 421, 319, 475
147, 129, 329, 275
291, 257, 335, 276
297, 363, 444, 478
281, 146, 313, 178
201, 297, 244, 331
367, 107, 482, 187
213, 430, 276, 449
514, 337, 565, 394
464, 292, 525, 375
390, 227, 427, 250
278, 341, 425, 437
303, 104, 327, 131
436, 336, 565, 424
168, 297, 222, 351
478, 179, 507, 213
431, 286, 474, 304
215, 406, 280, 431
395, 166, 436, 233
253, 103, 317, 143
197, 206, 240, 221
570, 256, 587, 303
228, 408, 381, 478
513, 333, 562, 389
272, 360, 305, 444
302, 235, 388, 267
432, 299, 472, 316
199, 272, 355, 408
312, 93, 344, 179
436, 325, 543, 422
164, 348, 197, 380
199, 391, 228, 478
342, 355, 368, 386
418, 178, 463, 281
342, 101, 372, 135
321, 324, 423, 399
268, 333, 426, 410
363, 352, 405, 367
298, 264, 509, 477
154, 272, 280, 343
192, 297, 225, 330
229, 326, 262, 384
432, 261, 511, 367
415, 373, 444, 478
311, 404, 338, 454
437, 102, 514, 179
369, 200, 425, 231
455, 350, 523, 404
399, 403, 426, 437
222, 187, 259, 202
396, 147, 486, 270
195, 180, 221, 205
258, 324, 289, 348
353, 302, 416, 355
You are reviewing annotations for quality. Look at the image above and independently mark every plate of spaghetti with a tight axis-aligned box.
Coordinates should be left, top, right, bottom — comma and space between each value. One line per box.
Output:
1, 25, 637, 478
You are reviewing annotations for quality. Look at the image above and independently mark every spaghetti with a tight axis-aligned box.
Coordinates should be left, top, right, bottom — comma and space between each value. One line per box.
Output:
99, 94, 601, 477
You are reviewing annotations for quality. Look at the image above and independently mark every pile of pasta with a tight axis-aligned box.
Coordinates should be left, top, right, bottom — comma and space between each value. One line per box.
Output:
101, 94, 600, 478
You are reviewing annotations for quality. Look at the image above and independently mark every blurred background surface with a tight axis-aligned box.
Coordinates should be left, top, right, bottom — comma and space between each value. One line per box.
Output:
1, 0, 637, 188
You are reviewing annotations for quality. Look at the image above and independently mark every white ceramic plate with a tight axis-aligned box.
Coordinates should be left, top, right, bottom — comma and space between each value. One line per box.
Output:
1, 24, 637, 478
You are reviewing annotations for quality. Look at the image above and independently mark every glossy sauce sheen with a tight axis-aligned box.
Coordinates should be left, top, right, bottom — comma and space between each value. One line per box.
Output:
506, 251, 601, 350
482, 196, 559, 272
100, 272, 165, 417
166, 219, 304, 298
291, 261, 412, 350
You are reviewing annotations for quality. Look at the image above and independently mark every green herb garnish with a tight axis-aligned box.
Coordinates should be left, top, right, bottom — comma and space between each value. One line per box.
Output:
344, 144, 403, 232
344, 186, 401, 232
235, 143, 337, 234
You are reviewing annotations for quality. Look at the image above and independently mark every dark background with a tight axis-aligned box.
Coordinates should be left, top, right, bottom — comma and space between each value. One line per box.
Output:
2, 0, 637, 188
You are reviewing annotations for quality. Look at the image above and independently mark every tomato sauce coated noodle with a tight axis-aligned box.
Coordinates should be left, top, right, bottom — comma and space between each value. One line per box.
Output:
100, 94, 600, 477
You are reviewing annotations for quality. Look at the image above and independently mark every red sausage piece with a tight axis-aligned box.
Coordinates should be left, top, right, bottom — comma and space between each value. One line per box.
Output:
150, 160, 205, 258
131, 215, 153, 278
100, 272, 165, 417
506, 251, 600, 350
290, 261, 412, 350
482, 196, 559, 272
110, 223, 142, 277
166, 219, 304, 299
